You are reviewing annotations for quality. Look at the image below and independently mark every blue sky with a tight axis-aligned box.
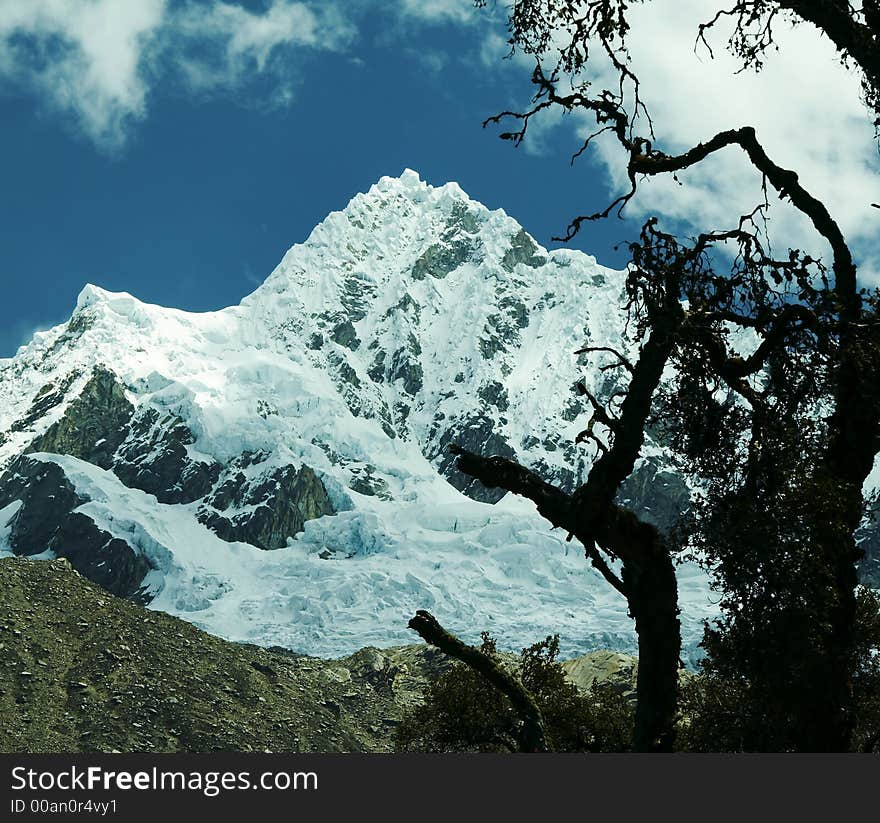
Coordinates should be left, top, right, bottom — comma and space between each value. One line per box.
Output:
1, 0, 877, 357
0, 1, 634, 357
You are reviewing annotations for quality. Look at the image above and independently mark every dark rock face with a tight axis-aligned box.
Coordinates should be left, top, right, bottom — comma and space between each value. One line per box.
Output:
0, 457, 84, 552
388, 341, 424, 395
331, 320, 360, 350
477, 381, 510, 412
22, 366, 220, 505
479, 309, 525, 362
411, 240, 474, 280
616, 457, 691, 534
447, 200, 481, 235
29, 366, 133, 469
198, 464, 335, 550
349, 465, 392, 500
431, 416, 518, 504
498, 295, 529, 329
366, 333, 423, 397
501, 229, 547, 272
112, 408, 221, 504
0, 457, 154, 601
11, 372, 80, 434
51, 513, 154, 603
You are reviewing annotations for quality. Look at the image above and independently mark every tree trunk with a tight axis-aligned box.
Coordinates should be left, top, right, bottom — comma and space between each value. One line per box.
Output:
812, 333, 880, 751
626, 546, 681, 752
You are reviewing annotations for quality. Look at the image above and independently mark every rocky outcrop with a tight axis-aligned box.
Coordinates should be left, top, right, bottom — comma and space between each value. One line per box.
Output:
501, 228, 547, 272
348, 464, 392, 500
23, 366, 221, 505
10, 371, 80, 435
411, 238, 475, 280
28, 366, 133, 468
112, 407, 221, 504
0, 457, 154, 600
563, 650, 640, 702
198, 462, 335, 550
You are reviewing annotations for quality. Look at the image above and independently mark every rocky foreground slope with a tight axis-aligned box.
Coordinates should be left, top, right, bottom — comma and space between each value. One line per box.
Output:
0, 557, 636, 753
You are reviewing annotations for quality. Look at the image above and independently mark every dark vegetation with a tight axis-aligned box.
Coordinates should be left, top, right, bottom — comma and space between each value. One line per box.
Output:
396, 633, 633, 753
404, 1, 880, 751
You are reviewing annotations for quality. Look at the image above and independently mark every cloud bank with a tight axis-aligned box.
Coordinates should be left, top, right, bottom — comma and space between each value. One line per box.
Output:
0, 0, 483, 150
2, 0, 877, 279
477, 0, 880, 277
0, 0, 356, 149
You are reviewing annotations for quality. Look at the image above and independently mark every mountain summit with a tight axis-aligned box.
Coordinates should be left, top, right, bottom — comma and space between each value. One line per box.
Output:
0, 172, 713, 659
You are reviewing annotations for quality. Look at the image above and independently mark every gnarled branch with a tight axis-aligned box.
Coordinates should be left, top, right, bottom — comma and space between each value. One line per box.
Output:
449, 444, 628, 595
407, 610, 548, 752
627, 126, 858, 319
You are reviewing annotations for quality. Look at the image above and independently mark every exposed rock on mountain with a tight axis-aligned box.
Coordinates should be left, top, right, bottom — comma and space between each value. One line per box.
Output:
28, 366, 132, 468
198, 461, 335, 550
0, 457, 154, 601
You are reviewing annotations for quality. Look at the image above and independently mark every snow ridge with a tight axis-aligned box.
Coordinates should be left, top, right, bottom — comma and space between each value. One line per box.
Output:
0, 170, 715, 661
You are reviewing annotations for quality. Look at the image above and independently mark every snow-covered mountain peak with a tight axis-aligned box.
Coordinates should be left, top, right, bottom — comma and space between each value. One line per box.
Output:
0, 173, 718, 661
2, 173, 636, 499
248, 168, 552, 308
360, 167, 480, 212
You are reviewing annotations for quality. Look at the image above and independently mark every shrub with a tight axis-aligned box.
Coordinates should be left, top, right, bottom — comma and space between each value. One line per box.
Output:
395, 634, 633, 752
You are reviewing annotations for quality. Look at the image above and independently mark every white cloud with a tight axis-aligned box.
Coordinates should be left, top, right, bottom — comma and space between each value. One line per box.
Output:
482, 1, 880, 276
479, 29, 509, 67
172, 0, 355, 97
397, 0, 477, 25
0, 0, 166, 149
0, 0, 480, 151
0, 0, 356, 150
599, 1, 879, 273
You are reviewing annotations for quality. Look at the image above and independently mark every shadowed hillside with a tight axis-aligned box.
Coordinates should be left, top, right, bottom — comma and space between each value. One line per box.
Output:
0, 557, 634, 753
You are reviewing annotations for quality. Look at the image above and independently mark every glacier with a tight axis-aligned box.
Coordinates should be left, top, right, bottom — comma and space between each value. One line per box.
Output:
0, 169, 719, 662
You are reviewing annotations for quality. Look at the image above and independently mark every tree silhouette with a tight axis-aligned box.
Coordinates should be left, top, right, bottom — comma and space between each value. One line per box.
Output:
445, 0, 880, 751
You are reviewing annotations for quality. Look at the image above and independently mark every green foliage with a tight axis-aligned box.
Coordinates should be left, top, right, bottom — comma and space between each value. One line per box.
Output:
677, 588, 880, 752
394, 634, 633, 753
680, 463, 857, 750
658, 289, 871, 750
852, 588, 880, 752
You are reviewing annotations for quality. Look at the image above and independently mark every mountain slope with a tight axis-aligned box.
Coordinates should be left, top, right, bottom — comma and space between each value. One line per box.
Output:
0, 170, 742, 661
0, 557, 647, 753
0, 556, 421, 752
